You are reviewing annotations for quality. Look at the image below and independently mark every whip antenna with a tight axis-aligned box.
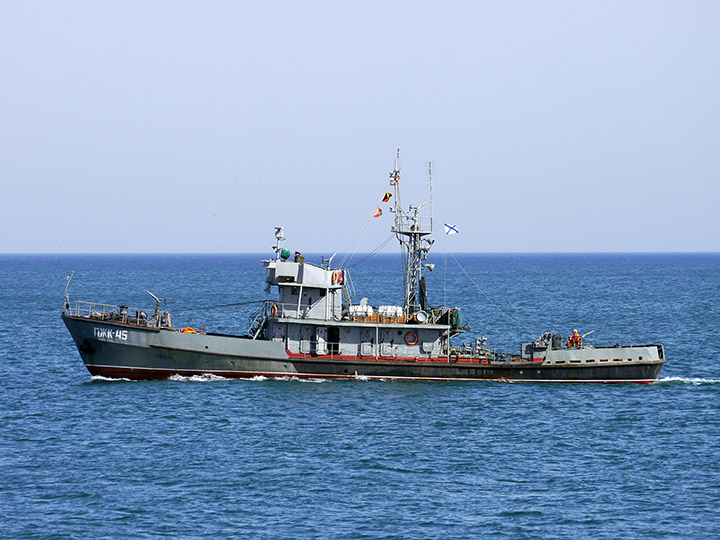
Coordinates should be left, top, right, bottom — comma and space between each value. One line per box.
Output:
63, 271, 74, 312
426, 160, 434, 230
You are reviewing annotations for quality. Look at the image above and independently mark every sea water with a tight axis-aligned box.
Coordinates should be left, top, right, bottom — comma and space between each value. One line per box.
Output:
1, 253, 718, 539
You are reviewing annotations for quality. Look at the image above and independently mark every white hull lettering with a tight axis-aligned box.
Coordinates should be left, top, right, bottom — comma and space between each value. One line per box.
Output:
93, 327, 128, 341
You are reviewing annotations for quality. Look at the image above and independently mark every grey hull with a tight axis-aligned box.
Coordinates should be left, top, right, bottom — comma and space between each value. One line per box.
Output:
64, 315, 665, 383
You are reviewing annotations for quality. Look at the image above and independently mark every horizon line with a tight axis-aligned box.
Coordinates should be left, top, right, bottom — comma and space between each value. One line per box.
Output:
1, 251, 719, 256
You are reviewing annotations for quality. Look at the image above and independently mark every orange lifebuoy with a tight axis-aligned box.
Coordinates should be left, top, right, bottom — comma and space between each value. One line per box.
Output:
270, 303, 278, 317
332, 271, 338, 284
337, 270, 343, 284
404, 331, 418, 346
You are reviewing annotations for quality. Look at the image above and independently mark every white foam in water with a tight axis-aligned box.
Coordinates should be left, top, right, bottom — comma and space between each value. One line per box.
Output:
246, 375, 329, 383
168, 373, 229, 382
91, 375, 134, 382
655, 376, 720, 385
269, 376, 327, 383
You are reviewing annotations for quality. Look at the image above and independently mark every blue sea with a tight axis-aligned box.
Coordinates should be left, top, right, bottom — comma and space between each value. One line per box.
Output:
1, 253, 718, 539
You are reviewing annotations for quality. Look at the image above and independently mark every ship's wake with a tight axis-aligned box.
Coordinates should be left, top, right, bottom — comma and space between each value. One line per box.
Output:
654, 376, 720, 385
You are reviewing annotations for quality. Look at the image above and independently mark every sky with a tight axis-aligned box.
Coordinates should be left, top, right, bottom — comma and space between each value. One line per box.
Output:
1, 1, 719, 254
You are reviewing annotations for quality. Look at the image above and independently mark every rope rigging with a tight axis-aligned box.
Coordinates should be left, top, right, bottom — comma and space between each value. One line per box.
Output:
448, 252, 535, 334
346, 234, 395, 269
170, 233, 394, 315
338, 217, 372, 269
169, 300, 264, 313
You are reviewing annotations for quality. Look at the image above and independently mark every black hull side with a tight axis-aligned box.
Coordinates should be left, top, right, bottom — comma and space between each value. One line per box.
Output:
281, 357, 665, 383
64, 315, 664, 383
86, 359, 665, 383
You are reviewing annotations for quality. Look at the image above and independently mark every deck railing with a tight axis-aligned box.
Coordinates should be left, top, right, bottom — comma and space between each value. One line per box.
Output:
67, 301, 171, 328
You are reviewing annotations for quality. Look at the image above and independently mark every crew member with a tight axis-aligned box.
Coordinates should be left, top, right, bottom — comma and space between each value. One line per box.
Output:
294, 251, 304, 263
566, 329, 581, 348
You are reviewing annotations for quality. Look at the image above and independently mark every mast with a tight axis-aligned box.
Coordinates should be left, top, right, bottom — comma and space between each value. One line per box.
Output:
389, 150, 435, 317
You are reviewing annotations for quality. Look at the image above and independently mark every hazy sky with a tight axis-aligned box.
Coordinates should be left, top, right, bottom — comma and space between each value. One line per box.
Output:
2, 1, 718, 253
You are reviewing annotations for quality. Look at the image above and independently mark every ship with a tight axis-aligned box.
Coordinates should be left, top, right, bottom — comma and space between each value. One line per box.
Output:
62, 152, 665, 383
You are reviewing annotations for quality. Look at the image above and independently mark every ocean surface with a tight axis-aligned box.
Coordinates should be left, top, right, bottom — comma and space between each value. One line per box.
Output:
1, 253, 718, 539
